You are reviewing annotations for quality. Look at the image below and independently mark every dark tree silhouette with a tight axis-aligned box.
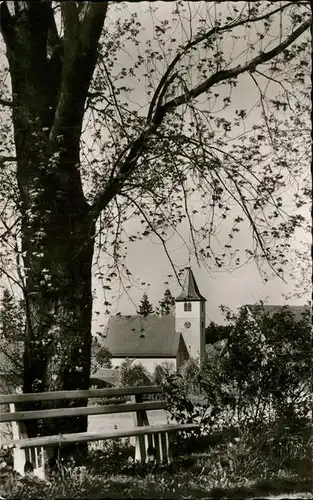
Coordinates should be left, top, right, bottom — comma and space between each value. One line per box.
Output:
205, 321, 232, 345
0, 289, 25, 341
158, 288, 175, 316
137, 293, 154, 317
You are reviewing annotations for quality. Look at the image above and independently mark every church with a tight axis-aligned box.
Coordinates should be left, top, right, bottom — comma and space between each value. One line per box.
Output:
101, 268, 206, 372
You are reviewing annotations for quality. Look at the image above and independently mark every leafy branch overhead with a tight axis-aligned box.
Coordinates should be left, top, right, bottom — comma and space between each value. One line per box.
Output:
91, 5, 310, 220
87, 2, 310, 282
0, 2, 310, 281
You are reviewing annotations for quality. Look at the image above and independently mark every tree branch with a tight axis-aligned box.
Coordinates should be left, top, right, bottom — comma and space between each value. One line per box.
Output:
90, 17, 310, 220
0, 264, 24, 289
146, 2, 299, 125
0, 1, 14, 46
0, 98, 13, 107
61, 2, 79, 44
50, 3, 108, 146
46, 3, 62, 54
90, 128, 151, 219
121, 192, 181, 283
156, 19, 311, 119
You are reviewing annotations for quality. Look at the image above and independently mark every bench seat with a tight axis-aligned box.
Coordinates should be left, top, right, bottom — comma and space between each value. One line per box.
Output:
6, 422, 199, 449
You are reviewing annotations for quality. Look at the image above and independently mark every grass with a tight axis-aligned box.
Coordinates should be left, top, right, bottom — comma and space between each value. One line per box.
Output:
0, 423, 312, 499
0, 458, 312, 499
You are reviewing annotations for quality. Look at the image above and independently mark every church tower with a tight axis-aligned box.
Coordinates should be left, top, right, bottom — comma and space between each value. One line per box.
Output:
175, 267, 206, 363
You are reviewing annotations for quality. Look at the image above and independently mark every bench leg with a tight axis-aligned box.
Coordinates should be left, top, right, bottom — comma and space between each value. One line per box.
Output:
153, 432, 173, 464
132, 394, 149, 463
134, 433, 147, 462
33, 446, 47, 480
167, 432, 174, 463
10, 401, 52, 479
13, 446, 27, 476
13, 446, 47, 480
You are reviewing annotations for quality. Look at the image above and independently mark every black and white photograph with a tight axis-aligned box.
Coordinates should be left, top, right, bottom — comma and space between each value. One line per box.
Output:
0, 1, 311, 498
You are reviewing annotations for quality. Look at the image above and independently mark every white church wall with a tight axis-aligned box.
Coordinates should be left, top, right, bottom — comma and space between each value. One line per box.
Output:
175, 301, 206, 361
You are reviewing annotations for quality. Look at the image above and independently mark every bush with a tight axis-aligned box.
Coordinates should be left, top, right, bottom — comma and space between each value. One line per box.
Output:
0, 426, 311, 499
119, 359, 153, 388
153, 361, 175, 385
162, 373, 208, 426
91, 336, 112, 373
199, 304, 311, 427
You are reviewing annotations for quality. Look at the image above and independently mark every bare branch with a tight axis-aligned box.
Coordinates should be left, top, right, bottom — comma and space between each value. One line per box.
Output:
147, 2, 299, 125
90, 16, 310, 221
156, 19, 311, 119
0, 98, 13, 107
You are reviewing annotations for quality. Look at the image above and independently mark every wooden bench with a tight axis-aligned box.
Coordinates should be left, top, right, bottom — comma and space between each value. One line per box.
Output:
0, 385, 199, 479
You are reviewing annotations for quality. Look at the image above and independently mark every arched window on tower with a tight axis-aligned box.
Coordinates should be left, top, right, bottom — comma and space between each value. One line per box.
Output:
184, 301, 192, 312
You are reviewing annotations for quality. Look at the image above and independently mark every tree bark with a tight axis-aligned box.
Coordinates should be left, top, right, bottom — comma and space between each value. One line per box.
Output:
0, 2, 106, 461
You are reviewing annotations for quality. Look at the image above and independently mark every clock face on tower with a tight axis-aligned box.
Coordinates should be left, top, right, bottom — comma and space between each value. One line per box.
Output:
184, 321, 191, 329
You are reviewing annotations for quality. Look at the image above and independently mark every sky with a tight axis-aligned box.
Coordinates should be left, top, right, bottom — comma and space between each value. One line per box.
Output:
92, 223, 309, 329
89, 1, 311, 331
0, 2, 310, 330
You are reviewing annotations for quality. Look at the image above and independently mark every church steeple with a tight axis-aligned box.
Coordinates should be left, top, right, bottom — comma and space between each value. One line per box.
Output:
175, 267, 206, 363
176, 267, 206, 302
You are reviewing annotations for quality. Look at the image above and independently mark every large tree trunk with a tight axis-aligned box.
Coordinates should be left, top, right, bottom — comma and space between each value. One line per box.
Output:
12, 64, 96, 452
22, 192, 95, 463
0, 2, 107, 462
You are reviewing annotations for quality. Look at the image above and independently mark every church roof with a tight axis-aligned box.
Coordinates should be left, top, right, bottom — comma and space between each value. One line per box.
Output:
175, 267, 206, 302
102, 314, 184, 358
245, 304, 310, 324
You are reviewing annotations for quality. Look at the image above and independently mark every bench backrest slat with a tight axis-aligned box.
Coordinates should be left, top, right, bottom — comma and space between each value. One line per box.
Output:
0, 385, 161, 405
0, 400, 167, 423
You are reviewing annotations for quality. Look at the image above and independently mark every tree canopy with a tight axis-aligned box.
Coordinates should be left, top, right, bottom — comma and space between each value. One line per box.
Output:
205, 320, 232, 345
0, 2, 310, 292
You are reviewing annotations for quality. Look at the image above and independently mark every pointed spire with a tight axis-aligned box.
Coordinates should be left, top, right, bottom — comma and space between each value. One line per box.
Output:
175, 267, 206, 302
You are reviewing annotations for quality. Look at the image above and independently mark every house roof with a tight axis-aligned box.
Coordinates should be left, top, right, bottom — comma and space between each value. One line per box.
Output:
205, 339, 226, 355
102, 314, 183, 358
245, 304, 310, 324
90, 367, 119, 388
92, 367, 120, 382
175, 267, 206, 302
